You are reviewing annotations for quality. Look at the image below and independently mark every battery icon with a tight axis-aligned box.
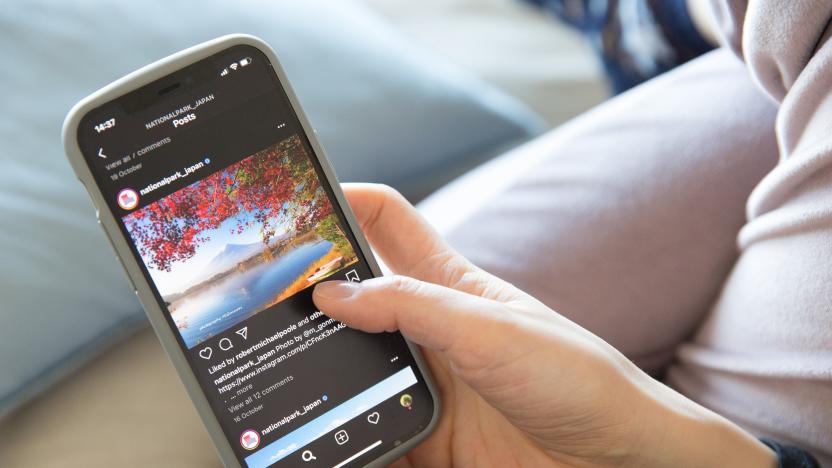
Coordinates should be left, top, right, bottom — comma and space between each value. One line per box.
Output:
239, 57, 252, 67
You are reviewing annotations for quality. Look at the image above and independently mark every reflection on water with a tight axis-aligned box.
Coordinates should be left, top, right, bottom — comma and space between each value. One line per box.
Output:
173, 240, 333, 348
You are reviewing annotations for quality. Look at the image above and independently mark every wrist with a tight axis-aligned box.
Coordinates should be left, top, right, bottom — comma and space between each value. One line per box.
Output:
626, 376, 777, 468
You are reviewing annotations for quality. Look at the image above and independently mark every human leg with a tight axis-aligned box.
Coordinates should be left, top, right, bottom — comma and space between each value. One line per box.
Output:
420, 48, 777, 374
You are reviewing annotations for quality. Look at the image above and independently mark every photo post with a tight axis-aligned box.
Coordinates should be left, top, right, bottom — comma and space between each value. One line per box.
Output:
123, 135, 358, 348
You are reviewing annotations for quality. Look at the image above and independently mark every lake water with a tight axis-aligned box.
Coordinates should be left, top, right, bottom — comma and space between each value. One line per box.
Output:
174, 240, 333, 348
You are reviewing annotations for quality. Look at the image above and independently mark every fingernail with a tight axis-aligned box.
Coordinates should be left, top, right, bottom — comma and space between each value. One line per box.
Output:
314, 280, 358, 299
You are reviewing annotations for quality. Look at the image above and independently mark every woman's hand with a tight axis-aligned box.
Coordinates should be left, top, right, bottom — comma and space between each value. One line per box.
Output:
313, 184, 775, 468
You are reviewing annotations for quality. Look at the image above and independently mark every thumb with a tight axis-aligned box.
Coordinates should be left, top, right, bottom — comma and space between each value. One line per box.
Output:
312, 276, 518, 371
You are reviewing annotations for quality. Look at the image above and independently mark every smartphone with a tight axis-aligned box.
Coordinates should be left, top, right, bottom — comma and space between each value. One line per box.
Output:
62, 34, 439, 467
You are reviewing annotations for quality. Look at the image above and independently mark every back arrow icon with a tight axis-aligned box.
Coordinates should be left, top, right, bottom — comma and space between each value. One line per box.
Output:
98, 148, 107, 159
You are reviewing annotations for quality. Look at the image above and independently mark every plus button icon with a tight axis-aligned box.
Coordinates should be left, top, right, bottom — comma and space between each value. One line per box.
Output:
334, 429, 349, 445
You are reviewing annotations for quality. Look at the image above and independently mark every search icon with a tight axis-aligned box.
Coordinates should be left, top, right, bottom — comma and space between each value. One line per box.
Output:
302, 450, 316, 462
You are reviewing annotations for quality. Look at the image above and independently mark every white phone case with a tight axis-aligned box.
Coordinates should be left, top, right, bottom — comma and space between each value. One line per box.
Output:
62, 34, 440, 468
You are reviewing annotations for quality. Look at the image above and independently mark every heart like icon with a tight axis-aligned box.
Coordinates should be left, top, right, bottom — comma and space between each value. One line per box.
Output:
199, 347, 213, 360
367, 412, 380, 425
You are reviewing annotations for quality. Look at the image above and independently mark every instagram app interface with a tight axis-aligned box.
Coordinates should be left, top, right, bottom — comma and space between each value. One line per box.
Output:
77, 45, 433, 467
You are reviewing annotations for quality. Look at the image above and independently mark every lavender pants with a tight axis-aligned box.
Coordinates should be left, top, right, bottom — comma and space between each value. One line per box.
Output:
420, 49, 831, 463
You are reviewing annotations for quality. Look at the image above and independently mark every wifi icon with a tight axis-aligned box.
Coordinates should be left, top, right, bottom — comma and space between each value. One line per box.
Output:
229, 63, 239, 71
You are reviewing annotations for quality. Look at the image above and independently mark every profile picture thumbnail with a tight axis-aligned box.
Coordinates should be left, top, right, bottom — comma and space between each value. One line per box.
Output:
117, 188, 139, 211
240, 429, 260, 450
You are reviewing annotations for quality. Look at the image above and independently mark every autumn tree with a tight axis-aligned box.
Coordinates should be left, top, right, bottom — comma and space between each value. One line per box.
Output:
125, 136, 340, 272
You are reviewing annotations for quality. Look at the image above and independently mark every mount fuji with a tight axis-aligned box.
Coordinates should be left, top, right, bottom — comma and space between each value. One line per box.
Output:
206, 242, 266, 273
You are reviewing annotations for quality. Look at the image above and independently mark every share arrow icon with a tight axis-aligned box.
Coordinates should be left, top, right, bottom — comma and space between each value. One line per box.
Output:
235, 327, 248, 340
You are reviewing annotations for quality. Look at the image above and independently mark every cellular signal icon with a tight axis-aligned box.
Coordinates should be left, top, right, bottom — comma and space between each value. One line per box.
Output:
220, 68, 229, 77
229, 63, 239, 71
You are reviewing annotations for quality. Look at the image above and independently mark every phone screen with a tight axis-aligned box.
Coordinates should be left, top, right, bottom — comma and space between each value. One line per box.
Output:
75, 44, 435, 467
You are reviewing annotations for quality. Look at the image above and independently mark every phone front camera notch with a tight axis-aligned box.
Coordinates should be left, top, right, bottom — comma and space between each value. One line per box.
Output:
157, 82, 181, 96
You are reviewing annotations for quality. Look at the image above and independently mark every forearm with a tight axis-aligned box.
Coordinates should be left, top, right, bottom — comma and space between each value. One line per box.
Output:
650, 401, 775, 468
628, 373, 776, 468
